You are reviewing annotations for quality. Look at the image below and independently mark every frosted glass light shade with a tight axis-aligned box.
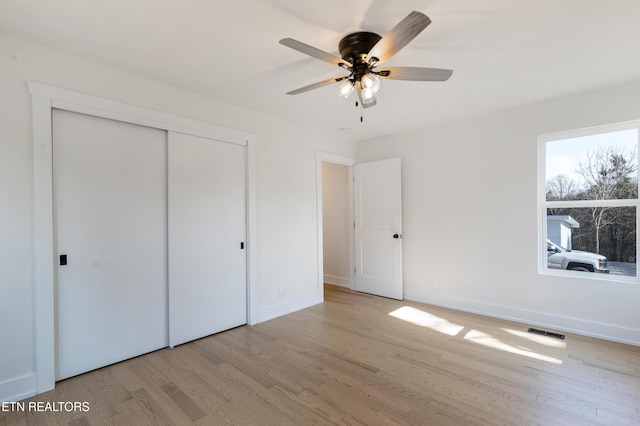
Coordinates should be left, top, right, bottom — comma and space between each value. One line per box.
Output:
337, 79, 355, 99
360, 73, 380, 93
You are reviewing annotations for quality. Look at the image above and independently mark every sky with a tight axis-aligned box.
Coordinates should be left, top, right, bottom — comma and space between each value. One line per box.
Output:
546, 128, 638, 189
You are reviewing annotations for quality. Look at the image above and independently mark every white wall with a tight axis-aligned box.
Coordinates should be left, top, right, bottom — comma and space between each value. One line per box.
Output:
322, 162, 351, 287
356, 79, 640, 346
0, 33, 355, 401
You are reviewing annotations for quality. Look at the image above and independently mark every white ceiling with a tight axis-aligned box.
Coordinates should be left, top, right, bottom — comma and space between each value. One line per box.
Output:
2, 0, 639, 142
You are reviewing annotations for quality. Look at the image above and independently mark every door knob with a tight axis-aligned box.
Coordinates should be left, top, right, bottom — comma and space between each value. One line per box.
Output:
393, 234, 402, 239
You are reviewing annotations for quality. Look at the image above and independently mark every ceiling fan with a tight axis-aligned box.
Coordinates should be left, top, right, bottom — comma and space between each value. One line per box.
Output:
279, 11, 452, 108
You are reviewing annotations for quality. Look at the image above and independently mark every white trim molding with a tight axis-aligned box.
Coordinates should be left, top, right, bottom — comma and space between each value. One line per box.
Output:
323, 274, 351, 287
404, 289, 640, 347
257, 294, 323, 324
28, 81, 258, 397
0, 374, 36, 404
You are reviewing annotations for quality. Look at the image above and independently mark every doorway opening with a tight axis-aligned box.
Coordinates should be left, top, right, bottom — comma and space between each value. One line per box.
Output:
322, 162, 352, 288
316, 152, 355, 299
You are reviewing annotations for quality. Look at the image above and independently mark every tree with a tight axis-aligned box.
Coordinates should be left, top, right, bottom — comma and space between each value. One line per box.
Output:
575, 145, 637, 253
546, 174, 579, 201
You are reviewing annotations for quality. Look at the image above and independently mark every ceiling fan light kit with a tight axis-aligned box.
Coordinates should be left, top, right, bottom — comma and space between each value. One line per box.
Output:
336, 79, 355, 99
279, 11, 453, 112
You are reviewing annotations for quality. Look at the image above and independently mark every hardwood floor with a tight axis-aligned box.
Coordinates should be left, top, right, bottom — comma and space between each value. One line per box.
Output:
3, 285, 639, 425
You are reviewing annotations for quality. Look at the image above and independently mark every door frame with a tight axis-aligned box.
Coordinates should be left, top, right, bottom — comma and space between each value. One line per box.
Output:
315, 151, 356, 296
29, 82, 258, 394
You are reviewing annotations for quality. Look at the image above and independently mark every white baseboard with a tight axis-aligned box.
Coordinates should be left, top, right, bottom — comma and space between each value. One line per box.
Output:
323, 274, 351, 288
404, 289, 640, 347
0, 373, 36, 404
257, 293, 323, 323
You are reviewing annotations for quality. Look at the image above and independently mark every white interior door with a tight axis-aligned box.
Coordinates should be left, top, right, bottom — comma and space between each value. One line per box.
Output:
354, 158, 403, 299
168, 132, 247, 347
53, 109, 168, 380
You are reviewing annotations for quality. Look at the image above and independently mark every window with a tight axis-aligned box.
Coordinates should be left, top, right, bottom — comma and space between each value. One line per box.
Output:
539, 121, 640, 281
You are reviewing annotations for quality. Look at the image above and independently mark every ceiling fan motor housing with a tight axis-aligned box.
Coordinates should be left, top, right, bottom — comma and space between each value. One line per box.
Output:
338, 31, 382, 71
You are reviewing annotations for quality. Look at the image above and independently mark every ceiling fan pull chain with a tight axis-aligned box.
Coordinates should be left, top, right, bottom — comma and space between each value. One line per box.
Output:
356, 99, 364, 121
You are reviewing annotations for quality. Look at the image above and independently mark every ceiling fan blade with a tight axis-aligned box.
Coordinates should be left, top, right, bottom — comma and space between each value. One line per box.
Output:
378, 67, 453, 81
286, 76, 347, 95
366, 11, 431, 65
279, 38, 352, 68
355, 81, 377, 108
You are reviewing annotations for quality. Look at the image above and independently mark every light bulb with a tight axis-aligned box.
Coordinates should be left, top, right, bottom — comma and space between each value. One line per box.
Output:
361, 87, 375, 101
360, 73, 380, 93
336, 79, 355, 99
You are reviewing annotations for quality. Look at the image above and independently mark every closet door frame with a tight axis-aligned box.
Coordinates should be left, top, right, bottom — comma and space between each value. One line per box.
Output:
29, 81, 258, 395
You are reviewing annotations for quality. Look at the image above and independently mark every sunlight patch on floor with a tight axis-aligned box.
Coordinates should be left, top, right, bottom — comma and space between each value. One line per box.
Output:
501, 328, 567, 348
388, 306, 563, 364
463, 329, 563, 364
388, 306, 465, 336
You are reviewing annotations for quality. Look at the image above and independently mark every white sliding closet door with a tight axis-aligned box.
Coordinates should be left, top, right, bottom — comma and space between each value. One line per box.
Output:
168, 132, 247, 347
53, 109, 168, 380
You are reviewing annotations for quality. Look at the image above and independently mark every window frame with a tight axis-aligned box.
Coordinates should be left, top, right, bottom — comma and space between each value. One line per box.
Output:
537, 119, 640, 283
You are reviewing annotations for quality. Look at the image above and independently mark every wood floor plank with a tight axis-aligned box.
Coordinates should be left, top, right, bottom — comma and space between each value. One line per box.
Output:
203, 363, 300, 426
108, 397, 155, 426
7, 284, 640, 425
159, 383, 206, 422
130, 388, 178, 426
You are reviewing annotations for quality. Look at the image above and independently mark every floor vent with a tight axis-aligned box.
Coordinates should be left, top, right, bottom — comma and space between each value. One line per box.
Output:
527, 328, 565, 340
